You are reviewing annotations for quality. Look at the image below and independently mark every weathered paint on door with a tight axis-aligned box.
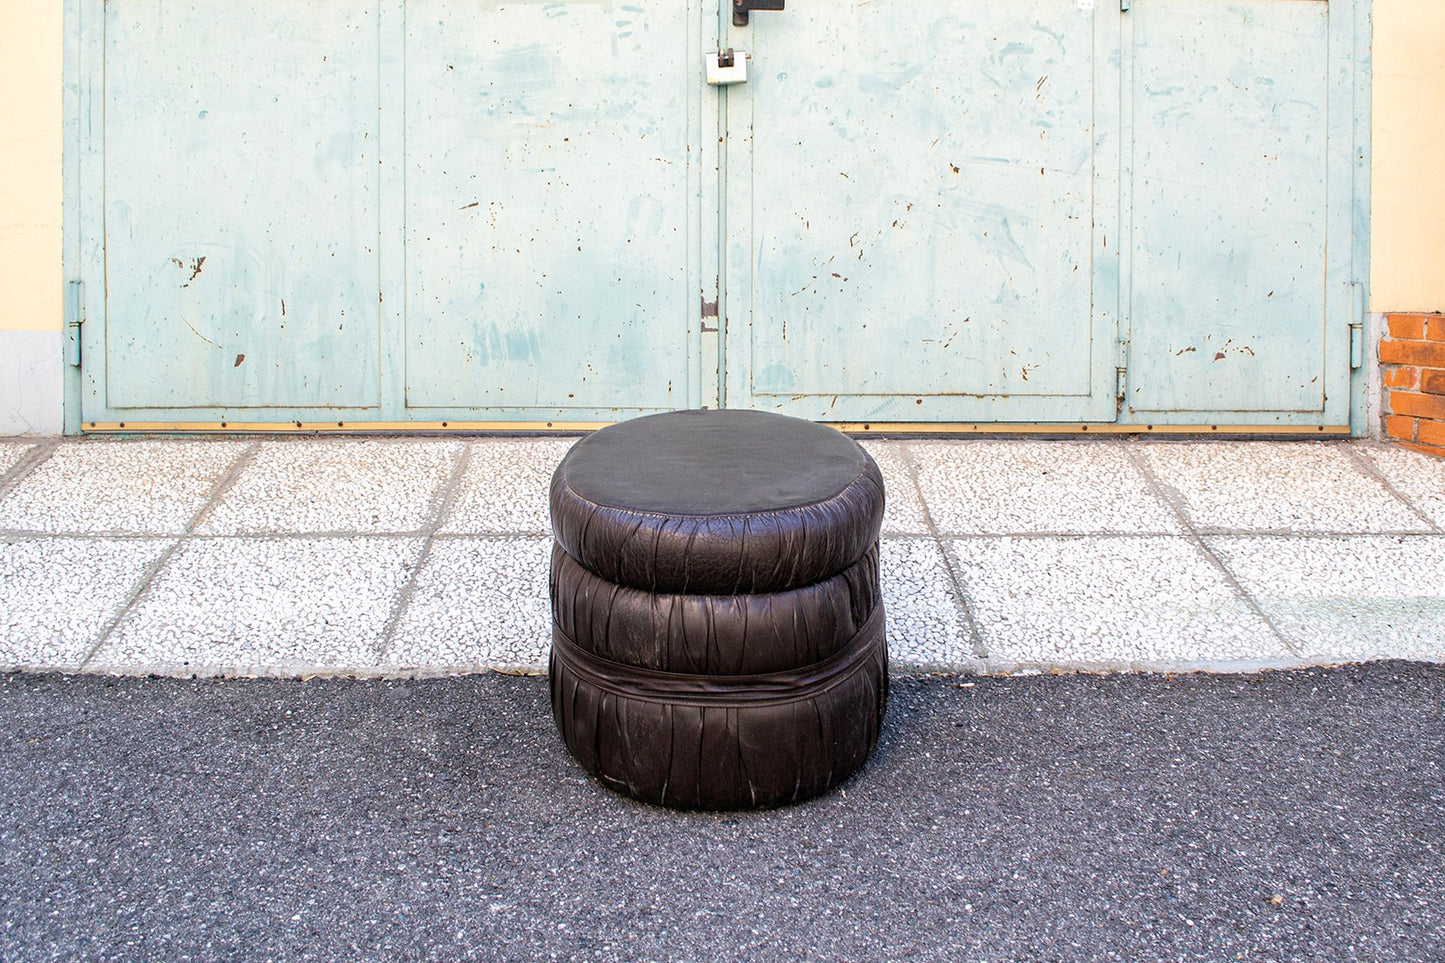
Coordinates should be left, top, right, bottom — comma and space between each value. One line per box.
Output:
723, 1, 1120, 423
721, 0, 1366, 427
97, 3, 385, 411
1120, 0, 1362, 426
401, 0, 706, 417
76, 0, 711, 426
69, 0, 1369, 430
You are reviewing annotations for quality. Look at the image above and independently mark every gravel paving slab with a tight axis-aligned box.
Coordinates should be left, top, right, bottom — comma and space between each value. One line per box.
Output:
384, 536, 552, 672
858, 441, 929, 536
0, 664, 1440, 962
912, 440, 1180, 536
0, 441, 246, 535
197, 440, 463, 535
1354, 443, 1445, 529
948, 536, 1286, 669
879, 537, 975, 668
1140, 442, 1430, 534
0, 537, 173, 670
440, 438, 578, 535
0, 442, 36, 479
1210, 535, 1445, 663
86, 537, 425, 676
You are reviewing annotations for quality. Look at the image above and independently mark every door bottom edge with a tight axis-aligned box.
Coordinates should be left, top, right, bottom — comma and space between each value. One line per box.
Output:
826, 423, 1351, 437
79, 419, 1352, 438
79, 420, 613, 434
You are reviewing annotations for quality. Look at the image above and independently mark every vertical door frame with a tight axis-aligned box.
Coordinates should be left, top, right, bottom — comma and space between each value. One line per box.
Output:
699, 0, 727, 410
62, 0, 98, 433
1346, 0, 1374, 436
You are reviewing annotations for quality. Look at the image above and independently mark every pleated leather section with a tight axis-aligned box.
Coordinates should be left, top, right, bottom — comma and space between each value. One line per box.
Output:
550, 450, 885, 595
549, 606, 888, 810
551, 542, 880, 676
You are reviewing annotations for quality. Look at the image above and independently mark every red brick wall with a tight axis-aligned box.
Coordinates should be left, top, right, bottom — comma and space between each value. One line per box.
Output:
1380, 314, 1445, 457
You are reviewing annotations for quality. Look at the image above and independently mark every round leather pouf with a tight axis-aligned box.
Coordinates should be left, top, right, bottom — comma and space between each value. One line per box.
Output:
548, 409, 888, 810
550, 409, 884, 595
551, 542, 880, 676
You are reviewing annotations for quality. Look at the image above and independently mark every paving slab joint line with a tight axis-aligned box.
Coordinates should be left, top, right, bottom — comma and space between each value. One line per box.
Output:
1191, 527, 1442, 539
971, 653, 1388, 677
432, 530, 552, 541
897, 440, 989, 662
937, 530, 1183, 539
1341, 443, 1442, 533
375, 442, 474, 662
1123, 444, 1301, 658
0, 439, 60, 500
77, 441, 262, 671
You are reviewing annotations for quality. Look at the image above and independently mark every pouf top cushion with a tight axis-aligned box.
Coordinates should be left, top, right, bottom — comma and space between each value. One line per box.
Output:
560, 409, 867, 515
550, 409, 885, 594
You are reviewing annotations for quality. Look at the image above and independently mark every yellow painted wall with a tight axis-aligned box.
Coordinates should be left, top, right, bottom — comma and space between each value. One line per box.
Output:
0, 0, 62, 333
1371, 0, 1445, 313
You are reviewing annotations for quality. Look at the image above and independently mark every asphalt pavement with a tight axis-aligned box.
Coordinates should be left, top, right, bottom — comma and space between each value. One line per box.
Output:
1, 663, 1441, 962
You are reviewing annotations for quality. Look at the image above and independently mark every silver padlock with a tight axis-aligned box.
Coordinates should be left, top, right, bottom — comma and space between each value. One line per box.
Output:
705, 48, 748, 86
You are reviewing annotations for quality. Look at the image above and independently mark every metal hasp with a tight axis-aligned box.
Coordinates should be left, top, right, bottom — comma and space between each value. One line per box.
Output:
733, 0, 784, 27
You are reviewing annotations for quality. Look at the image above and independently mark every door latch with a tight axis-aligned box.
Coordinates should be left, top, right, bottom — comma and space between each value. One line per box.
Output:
706, 48, 748, 86
733, 0, 783, 27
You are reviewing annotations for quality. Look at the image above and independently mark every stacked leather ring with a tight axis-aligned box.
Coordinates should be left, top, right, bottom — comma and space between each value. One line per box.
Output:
547, 409, 888, 810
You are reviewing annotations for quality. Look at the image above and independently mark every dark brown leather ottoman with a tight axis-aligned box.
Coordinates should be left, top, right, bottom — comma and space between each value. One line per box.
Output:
548, 409, 888, 810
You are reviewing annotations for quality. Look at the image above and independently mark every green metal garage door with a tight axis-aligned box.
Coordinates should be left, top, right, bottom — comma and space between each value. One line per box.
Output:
67, 0, 1368, 433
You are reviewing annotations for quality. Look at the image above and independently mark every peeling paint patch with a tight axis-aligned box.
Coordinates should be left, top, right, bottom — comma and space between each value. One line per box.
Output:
171, 256, 206, 287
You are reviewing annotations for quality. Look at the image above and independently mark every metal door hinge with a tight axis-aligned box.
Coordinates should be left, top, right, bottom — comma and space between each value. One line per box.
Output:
1349, 281, 1365, 369
65, 280, 84, 367
1115, 337, 1129, 411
